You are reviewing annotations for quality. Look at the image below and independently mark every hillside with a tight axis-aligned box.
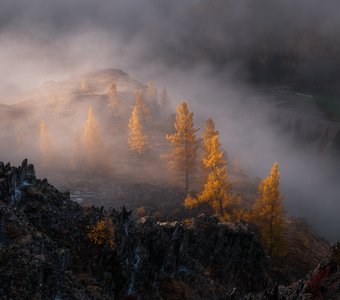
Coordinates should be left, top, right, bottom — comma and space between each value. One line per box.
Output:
0, 160, 271, 299
0, 160, 339, 299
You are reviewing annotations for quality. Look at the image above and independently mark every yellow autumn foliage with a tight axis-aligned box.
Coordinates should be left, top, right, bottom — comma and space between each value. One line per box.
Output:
81, 107, 106, 169
88, 219, 115, 249
184, 193, 199, 209
251, 162, 286, 256
165, 101, 199, 193
202, 118, 219, 164
198, 134, 232, 218
82, 108, 104, 156
184, 126, 235, 221
134, 89, 150, 117
128, 105, 148, 154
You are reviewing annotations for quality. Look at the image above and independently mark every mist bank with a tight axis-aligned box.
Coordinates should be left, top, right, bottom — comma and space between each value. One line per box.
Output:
0, 67, 338, 242
155, 68, 340, 241
2, 0, 340, 99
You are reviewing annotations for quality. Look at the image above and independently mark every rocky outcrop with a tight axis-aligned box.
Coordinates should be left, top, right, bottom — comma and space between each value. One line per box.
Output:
0, 160, 109, 299
0, 159, 36, 202
0, 159, 274, 299
0, 160, 338, 299
113, 214, 272, 299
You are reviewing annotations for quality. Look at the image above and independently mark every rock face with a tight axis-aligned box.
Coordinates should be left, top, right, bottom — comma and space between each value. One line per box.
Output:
0, 160, 338, 300
115, 215, 272, 299
0, 159, 273, 299
0, 160, 102, 299
0, 158, 36, 202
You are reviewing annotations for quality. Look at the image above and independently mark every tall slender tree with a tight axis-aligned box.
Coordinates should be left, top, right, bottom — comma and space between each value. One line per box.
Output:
128, 105, 148, 154
165, 101, 199, 193
82, 107, 105, 169
134, 90, 150, 117
251, 162, 285, 256
185, 131, 233, 221
201, 118, 219, 171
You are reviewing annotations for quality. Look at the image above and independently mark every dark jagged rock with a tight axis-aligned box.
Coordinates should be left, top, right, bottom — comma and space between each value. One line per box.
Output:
0, 159, 273, 299
0, 159, 36, 203
0, 160, 111, 299
0, 160, 338, 299
112, 214, 271, 299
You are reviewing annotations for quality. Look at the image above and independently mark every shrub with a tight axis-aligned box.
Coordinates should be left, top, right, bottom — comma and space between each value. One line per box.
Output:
87, 219, 115, 249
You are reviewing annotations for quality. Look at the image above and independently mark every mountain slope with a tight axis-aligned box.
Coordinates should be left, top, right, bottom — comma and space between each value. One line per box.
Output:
0, 159, 272, 299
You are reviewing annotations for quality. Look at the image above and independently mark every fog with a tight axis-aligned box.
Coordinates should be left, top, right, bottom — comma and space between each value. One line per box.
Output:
2, 0, 340, 96
0, 0, 339, 242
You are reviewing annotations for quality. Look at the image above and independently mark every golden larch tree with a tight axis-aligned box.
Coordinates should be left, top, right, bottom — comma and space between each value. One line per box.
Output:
82, 107, 105, 169
201, 118, 219, 177
134, 89, 150, 117
165, 101, 199, 193
202, 119, 219, 149
128, 105, 148, 154
39, 121, 56, 167
251, 162, 285, 256
185, 133, 233, 221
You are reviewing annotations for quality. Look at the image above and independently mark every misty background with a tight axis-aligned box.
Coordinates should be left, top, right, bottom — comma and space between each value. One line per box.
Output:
0, 0, 339, 241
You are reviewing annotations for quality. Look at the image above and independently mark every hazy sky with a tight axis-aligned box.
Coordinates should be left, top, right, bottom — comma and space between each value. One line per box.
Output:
1, 0, 340, 98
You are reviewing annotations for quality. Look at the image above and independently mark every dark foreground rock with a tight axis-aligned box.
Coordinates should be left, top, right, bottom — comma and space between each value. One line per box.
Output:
0, 160, 271, 299
0, 160, 339, 299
